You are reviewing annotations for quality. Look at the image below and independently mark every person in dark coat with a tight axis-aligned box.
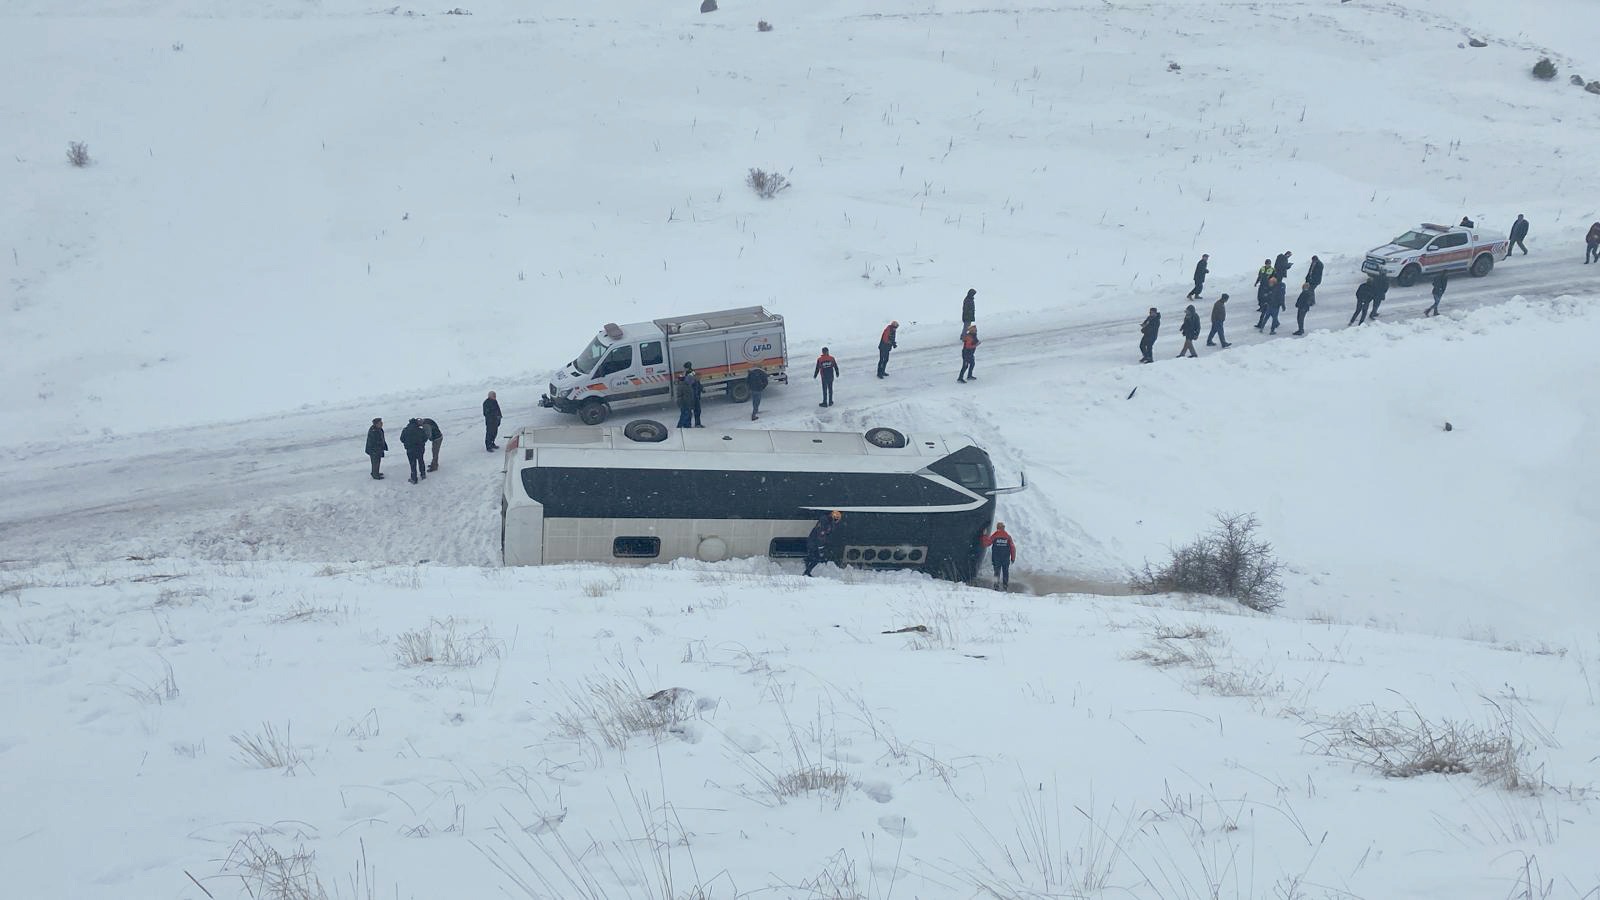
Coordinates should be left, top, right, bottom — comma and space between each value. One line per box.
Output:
960, 289, 976, 339
365, 417, 387, 480
876, 320, 899, 378
1138, 308, 1160, 363
1425, 271, 1448, 317
482, 391, 502, 451
1368, 271, 1390, 319
803, 510, 841, 576
1306, 255, 1324, 289
746, 366, 769, 420
1273, 251, 1293, 282
420, 417, 443, 471
1292, 283, 1315, 335
1459, 216, 1475, 228
399, 418, 428, 483
1586, 222, 1600, 264
1508, 215, 1529, 256
813, 348, 840, 406
1177, 304, 1201, 357
957, 325, 980, 382
1206, 294, 1230, 348
981, 522, 1018, 589
1187, 254, 1209, 300
1257, 277, 1285, 333
676, 365, 698, 428
1350, 278, 1375, 326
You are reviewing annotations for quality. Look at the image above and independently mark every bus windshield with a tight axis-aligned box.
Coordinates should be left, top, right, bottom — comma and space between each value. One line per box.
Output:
570, 336, 610, 374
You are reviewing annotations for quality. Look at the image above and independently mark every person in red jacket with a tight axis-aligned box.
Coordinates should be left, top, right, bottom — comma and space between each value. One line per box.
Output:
957, 325, 980, 382
876, 321, 899, 378
981, 522, 1017, 588
813, 348, 840, 407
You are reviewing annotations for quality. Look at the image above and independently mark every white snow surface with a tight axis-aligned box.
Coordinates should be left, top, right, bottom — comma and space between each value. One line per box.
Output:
4, 0, 1600, 897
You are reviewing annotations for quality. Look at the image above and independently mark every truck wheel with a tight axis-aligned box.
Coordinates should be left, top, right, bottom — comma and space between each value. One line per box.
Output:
1470, 253, 1495, 277
577, 399, 610, 426
623, 419, 669, 442
728, 381, 752, 403
865, 427, 908, 449
1396, 264, 1420, 287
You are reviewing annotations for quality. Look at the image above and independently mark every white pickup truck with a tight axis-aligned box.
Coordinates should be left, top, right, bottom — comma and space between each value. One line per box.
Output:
539, 306, 788, 425
1361, 223, 1508, 286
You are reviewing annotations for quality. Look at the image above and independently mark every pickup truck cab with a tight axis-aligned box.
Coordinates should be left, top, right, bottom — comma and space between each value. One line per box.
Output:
1362, 223, 1508, 286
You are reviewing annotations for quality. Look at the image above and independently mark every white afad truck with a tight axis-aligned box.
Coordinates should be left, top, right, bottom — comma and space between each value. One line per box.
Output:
539, 306, 788, 425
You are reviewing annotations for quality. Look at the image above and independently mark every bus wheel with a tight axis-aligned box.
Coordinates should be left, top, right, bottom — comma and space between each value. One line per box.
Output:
727, 381, 751, 403
865, 427, 908, 449
623, 419, 669, 442
578, 399, 610, 425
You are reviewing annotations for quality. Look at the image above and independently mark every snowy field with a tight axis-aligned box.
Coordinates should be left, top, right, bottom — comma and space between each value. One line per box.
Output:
4, 0, 1600, 897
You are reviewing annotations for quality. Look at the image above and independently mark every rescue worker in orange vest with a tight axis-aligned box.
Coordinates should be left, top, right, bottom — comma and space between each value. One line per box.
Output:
981, 522, 1017, 589
813, 348, 840, 407
877, 321, 899, 378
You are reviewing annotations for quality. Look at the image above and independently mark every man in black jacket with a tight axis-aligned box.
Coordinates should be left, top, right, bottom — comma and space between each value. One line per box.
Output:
803, 511, 841, 576
420, 417, 443, 471
399, 418, 428, 483
483, 391, 502, 451
1177, 304, 1201, 357
1425, 271, 1448, 317
1257, 276, 1285, 333
1305, 255, 1324, 289
676, 365, 699, 428
746, 366, 769, 420
1292, 283, 1315, 335
1273, 251, 1293, 282
1368, 271, 1390, 319
365, 418, 387, 480
960, 289, 977, 339
1187, 254, 1209, 300
1350, 278, 1375, 326
1206, 294, 1230, 348
1139, 308, 1161, 363
1508, 215, 1529, 256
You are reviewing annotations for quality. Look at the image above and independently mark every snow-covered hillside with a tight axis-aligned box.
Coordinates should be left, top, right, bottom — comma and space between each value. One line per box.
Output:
4, 0, 1600, 897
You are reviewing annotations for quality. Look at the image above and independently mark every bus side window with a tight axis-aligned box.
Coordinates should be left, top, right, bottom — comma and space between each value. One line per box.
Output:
640, 341, 664, 367
769, 538, 808, 558
613, 536, 660, 558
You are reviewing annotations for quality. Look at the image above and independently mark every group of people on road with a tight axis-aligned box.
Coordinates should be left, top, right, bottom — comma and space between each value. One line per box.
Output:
364, 392, 503, 483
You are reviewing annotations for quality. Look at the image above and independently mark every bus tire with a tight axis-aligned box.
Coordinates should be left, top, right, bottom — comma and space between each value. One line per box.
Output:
623, 419, 670, 443
865, 427, 908, 449
578, 399, 610, 426
727, 381, 752, 403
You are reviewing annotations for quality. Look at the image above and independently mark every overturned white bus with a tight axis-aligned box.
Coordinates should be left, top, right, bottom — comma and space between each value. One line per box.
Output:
500, 421, 1021, 581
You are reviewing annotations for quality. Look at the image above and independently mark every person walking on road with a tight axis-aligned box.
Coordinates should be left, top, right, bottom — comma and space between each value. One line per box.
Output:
1306, 255, 1324, 290
957, 325, 980, 382
676, 366, 698, 428
1425, 271, 1448, 317
482, 391, 502, 451
960, 289, 977, 339
1586, 222, 1600, 264
420, 417, 443, 471
804, 510, 841, 577
400, 418, 428, 484
1187, 254, 1209, 300
1178, 304, 1201, 357
1257, 276, 1285, 334
746, 366, 769, 421
1254, 259, 1274, 290
1139, 307, 1161, 363
1292, 282, 1315, 335
1273, 251, 1294, 282
1368, 271, 1390, 319
1508, 215, 1529, 257
981, 522, 1017, 589
1206, 294, 1231, 348
877, 321, 899, 378
365, 417, 387, 480
814, 348, 840, 407
1350, 277, 1376, 326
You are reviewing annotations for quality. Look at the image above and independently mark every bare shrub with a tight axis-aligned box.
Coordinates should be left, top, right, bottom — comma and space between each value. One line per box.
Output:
757, 19, 773, 32
272, 600, 348, 623
118, 655, 180, 705
747, 167, 791, 199
221, 833, 327, 900
1532, 57, 1557, 80
555, 670, 699, 752
1132, 512, 1284, 611
67, 141, 91, 168
231, 721, 308, 772
393, 617, 501, 667
1303, 698, 1542, 792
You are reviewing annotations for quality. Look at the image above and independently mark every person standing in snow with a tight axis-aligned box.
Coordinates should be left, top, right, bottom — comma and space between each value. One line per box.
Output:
1292, 282, 1315, 335
1508, 215, 1529, 256
1460, 216, 1475, 228
1257, 276, 1285, 334
877, 320, 899, 378
1586, 222, 1600, 264
400, 418, 428, 484
1425, 271, 1448, 317
482, 391, 502, 451
1253, 259, 1274, 290
1273, 251, 1294, 282
982, 522, 1018, 589
1306, 255, 1324, 290
746, 366, 769, 421
957, 325, 980, 382
1206, 294, 1231, 348
420, 417, 443, 472
1187, 254, 1209, 300
1350, 277, 1375, 326
675, 366, 697, 428
365, 417, 387, 480
1177, 304, 1201, 357
1139, 307, 1161, 363
814, 348, 840, 407
960, 288, 977, 339
803, 510, 841, 577
1368, 271, 1390, 319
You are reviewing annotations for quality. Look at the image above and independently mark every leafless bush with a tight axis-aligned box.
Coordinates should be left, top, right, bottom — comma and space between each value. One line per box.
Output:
783, 849, 864, 899
1532, 57, 1557, 80
67, 141, 91, 168
393, 617, 501, 667
221, 833, 327, 900
1303, 698, 1542, 792
118, 656, 180, 705
1132, 512, 1284, 611
231, 721, 308, 772
747, 167, 791, 199
757, 20, 773, 32
555, 671, 699, 752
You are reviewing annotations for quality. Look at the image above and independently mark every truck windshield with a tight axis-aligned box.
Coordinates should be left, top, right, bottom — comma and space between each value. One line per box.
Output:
1389, 231, 1435, 250
570, 336, 609, 374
